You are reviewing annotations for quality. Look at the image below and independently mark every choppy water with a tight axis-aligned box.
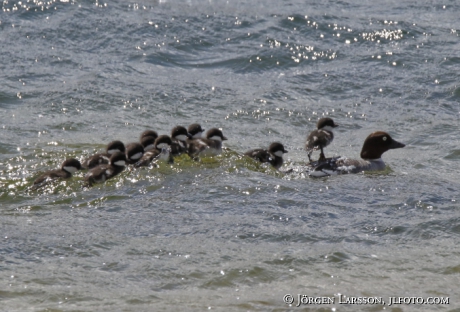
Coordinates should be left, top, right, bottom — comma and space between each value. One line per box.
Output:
1, 0, 460, 311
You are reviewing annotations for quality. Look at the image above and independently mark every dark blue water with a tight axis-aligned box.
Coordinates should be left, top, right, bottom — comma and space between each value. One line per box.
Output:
1, 0, 459, 310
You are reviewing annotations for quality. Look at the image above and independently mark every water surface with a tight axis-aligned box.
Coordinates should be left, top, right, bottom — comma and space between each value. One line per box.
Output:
1, 0, 460, 311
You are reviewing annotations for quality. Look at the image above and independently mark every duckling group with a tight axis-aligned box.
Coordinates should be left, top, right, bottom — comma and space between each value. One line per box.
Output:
32, 119, 405, 188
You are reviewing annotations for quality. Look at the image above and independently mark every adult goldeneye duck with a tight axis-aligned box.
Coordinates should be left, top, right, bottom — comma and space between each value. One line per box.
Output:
32, 158, 82, 189
125, 142, 144, 164
187, 128, 228, 158
81, 140, 125, 169
170, 126, 192, 156
84, 152, 127, 186
188, 123, 205, 139
244, 142, 288, 170
309, 131, 405, 177
134, 135, 173, 167
305, 117, 338, 162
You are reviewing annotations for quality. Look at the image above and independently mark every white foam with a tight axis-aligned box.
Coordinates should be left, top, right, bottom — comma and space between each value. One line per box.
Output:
309, 169, 337, 177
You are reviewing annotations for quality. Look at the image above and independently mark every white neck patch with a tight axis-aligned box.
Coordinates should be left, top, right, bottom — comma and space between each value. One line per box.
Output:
114, 160, 126, 166
63, 166, 78, 174
107, 149, 121, 155
273, 150, 284, 157
175, 134, 188, 141
192, 132, 203, 139
144, 144, 155, 151
209, 135, 222, 142
130, 152, 142, 160
322, 125, 335, 132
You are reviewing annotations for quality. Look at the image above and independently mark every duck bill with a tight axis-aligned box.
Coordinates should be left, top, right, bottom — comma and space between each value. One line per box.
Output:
390, 140, 405, 149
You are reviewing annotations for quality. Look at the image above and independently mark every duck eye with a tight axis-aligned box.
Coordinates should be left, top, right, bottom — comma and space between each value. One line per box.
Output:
382, 136, 387, 141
